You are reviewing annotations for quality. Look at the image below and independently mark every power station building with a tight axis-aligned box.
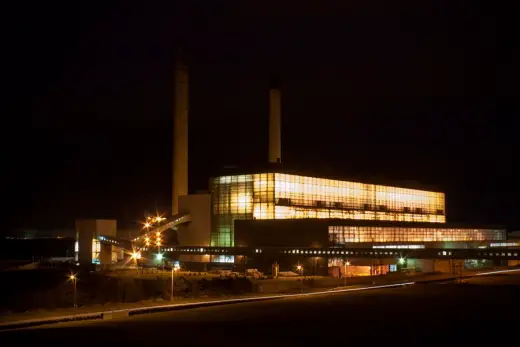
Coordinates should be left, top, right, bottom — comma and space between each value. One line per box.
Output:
74, 54, 511, 273
163, 55, 507, 274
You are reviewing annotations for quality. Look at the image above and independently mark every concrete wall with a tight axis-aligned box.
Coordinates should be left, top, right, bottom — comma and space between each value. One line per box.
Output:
96, 220, 117, 238
235, 219, 329, 248
177, 194, 211, 264
75, 219, 117, 267
76, 220, 96, 266
178, 194, 211, 247
99, 243, 113, 264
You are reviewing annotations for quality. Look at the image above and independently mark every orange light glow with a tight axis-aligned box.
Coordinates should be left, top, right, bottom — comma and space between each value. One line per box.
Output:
211, 173, 448, 247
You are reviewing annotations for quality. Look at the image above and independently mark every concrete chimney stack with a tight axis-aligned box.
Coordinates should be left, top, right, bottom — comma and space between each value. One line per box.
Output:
173, 51, 189, 215
269, 75, 281, 164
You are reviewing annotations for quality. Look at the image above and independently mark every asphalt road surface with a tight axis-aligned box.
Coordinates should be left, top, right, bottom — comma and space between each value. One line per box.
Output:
3, 274, 519, 346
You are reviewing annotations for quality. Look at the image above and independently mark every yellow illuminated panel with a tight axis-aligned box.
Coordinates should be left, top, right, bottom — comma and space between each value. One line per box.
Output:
92, 239, 100, 264
211, 174, 259, 247
329, 226, 506, 243
273, 174, 445, 221
211, 173, 447, 247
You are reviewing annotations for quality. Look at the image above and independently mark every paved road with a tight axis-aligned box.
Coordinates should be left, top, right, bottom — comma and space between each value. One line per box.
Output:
3, 274, 519, 346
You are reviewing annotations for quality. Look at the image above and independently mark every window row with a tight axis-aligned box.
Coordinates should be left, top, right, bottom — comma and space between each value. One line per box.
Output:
328, 226, 506, 243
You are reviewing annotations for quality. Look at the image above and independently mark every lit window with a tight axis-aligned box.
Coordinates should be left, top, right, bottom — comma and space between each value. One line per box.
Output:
92, 239, 101, 264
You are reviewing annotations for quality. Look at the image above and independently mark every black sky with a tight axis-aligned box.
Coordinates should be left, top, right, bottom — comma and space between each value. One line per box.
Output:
4, 1, 518, 231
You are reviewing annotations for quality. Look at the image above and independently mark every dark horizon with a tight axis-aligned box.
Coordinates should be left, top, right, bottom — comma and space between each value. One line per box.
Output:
5, 2, 517, 231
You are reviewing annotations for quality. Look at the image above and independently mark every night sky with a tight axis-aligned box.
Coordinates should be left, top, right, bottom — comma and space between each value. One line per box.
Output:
4, 2, 518, 231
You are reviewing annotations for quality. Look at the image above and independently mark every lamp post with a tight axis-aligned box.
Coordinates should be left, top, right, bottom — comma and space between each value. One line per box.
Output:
296, 265, 303, 294
69, 274, 77, 308
156, 231, 161, 255
154, 216, 165, 255
170, 267, 178, 302
344, 260, 351, 286
143, 222, 151, 249
171, 267, 174, 302
132, 252, 141, 266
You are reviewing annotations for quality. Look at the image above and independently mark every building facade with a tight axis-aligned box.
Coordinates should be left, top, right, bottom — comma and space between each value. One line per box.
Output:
75, 219, 123, 267
211, 173, 446, 248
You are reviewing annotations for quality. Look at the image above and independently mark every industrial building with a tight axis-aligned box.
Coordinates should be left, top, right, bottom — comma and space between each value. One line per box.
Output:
74, 54, 514, 275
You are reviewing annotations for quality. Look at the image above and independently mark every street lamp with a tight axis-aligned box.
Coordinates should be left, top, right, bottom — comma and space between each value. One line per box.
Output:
296, 265, 303, 294
344, 260, 351, 286
69, 274, 77, 308
170, 267, 179, 302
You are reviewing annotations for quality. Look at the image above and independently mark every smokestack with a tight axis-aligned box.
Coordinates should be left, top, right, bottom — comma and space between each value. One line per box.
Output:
269, 74, 281, 164
173, 50, 189, 215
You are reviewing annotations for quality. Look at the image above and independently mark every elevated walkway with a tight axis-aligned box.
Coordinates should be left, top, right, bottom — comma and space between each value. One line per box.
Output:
150, 213, 191, 234
98, 213, 192, 247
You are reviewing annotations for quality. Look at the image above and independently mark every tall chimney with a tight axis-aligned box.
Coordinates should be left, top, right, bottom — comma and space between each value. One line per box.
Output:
269, 75, 281, 164
173, 51, 189, 215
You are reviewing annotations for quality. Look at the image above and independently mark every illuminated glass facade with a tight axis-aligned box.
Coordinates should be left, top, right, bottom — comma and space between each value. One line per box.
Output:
329, 226, 506, 244
92, 239, 100, 264
211, 173, 446, 247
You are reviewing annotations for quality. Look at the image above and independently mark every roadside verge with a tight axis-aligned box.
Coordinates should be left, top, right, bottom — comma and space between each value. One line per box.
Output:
0, 282, 413, 331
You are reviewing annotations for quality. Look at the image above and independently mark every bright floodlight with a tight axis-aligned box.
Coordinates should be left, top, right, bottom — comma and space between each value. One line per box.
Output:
399, 257, 405, 264
144, 222, 151, 228
156, 231, 161, 237
345, 261, 351, 266
69, 274, 76, 280
296, 265, 302, 270
156, 253, 163, 261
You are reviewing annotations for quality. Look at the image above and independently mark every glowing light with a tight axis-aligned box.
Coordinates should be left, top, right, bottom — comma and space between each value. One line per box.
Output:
132, 252, 141, 260
156, 231, 161, 237
475, 269, 520, 276
399, 258, 405, 264
233, 194, 252, 212
345, 261, 351, 266
144, 222, 151, 228
330, 225, 504, 243
145, 237, 150, 242
69, 274, 76, 280
156, 253, 163, 261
